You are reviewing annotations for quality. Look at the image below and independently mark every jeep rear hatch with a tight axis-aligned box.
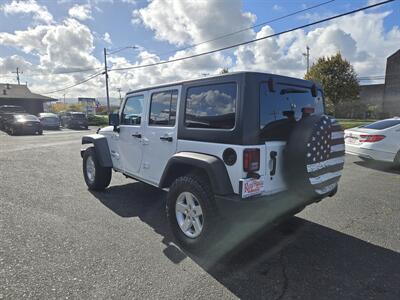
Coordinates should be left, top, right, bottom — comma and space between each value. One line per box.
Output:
259, 81, 325, 142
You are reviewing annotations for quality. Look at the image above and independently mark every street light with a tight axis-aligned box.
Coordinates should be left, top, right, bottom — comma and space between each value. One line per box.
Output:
104, 46, 138, 114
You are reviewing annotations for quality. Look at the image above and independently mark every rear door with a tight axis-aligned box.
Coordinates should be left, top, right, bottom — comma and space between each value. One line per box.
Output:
141, 86, 180, 184
118, 92, 148, 176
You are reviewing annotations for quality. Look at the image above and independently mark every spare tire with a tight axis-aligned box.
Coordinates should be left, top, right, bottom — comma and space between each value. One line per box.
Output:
284, 115, 345, 197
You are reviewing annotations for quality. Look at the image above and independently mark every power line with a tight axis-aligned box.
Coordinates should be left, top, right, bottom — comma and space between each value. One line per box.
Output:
148, 0, 335, 58
0, 67, 103, 77
109, 0, 395, 73
40, 71, 103, 95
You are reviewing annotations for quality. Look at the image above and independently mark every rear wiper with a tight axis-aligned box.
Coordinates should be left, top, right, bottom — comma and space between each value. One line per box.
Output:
280, 88, 308, 95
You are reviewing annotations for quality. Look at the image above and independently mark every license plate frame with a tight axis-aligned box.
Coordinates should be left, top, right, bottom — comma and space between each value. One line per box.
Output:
240, 176, 265, 199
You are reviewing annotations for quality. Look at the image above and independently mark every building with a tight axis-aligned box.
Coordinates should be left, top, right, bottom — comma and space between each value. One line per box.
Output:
360, 49, 400, 117
0, 83, 56, 115
383, 50, 400, 116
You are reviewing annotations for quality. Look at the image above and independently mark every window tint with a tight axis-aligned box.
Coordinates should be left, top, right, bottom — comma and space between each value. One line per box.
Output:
260, 83, 324, 129
149, 90, 178, 126
121, 94, 144, 125
363, 119, 400, 130
185, 83, 236, 129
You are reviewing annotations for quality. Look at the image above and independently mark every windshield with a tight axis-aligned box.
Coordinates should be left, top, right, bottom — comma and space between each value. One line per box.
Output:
363, 119, 400, 130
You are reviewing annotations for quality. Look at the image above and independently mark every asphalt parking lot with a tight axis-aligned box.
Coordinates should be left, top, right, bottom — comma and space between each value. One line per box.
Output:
1, 129, 399, 299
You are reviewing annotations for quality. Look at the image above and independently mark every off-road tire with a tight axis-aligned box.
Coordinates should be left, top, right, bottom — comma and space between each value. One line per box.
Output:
166, 173, 219, 252
38, 129, 43, 135
83, 147, 112, 191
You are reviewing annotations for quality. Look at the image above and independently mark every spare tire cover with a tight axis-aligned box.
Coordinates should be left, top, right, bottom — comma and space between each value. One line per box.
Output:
284, 115, 345, 196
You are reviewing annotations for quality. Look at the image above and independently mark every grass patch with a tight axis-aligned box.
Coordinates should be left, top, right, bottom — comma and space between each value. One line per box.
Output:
337, 119, 376, 130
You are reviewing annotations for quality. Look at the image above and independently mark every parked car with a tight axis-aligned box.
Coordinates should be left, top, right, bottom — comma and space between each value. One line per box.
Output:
80, 72, 345, 251
345, 117, 400, 167
38, 112, 60, 130
0, 105, 26, 129
60, 112, 88, 129
4, 114, 43, 135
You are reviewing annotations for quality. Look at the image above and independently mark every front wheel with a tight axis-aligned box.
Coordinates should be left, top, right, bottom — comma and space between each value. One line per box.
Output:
166, 174, 219, 251
83, 147, 112, 190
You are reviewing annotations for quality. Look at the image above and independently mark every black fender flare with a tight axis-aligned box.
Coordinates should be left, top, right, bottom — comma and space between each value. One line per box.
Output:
81, 134, 113, 168
159, 152, 234, 195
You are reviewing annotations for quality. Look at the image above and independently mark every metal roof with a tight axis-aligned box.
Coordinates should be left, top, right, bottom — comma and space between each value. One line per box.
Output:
0, 83, 56, 101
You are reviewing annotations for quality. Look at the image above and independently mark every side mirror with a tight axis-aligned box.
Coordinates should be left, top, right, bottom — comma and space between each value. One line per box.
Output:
109, 113, 120, 131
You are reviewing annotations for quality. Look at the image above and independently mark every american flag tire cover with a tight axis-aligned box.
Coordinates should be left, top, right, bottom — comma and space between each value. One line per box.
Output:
285, 115, 345, 196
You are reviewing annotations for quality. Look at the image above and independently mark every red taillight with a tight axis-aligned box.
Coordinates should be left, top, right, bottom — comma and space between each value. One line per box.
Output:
359, 134, 385, 143
243, 149, 260, 172
301, 107, 315, 114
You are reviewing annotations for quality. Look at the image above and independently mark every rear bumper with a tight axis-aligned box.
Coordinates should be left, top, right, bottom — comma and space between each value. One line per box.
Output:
215, 188, 335, 222
345, 144, 395, 162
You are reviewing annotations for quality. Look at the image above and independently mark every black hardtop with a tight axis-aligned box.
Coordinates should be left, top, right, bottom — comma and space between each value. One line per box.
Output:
124, 71, 323, 145
125, 71, 321, 95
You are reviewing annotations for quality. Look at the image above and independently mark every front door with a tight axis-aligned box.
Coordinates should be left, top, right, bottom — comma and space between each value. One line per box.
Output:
118, 92, 148, 176
141, 86, 180, 184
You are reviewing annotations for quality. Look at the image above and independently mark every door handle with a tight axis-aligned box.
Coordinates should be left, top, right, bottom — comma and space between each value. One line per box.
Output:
160, 136, 173, 142
270, 151, 277, 176
132, 133, 142, 138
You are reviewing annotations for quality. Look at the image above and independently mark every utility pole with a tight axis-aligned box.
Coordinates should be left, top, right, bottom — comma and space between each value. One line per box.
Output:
104, 48, 110, 114
63, 93, 66, 104
117, 88, 122, 105
12, 67, 22, 85
303, 46, 310, 74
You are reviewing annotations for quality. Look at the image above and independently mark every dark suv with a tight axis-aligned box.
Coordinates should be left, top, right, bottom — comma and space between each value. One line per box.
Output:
60, 112, 88, 129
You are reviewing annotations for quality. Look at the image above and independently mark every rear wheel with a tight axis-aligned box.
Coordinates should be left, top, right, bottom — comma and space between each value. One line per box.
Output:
83, 147, 112, 190
166, 174, 219, 252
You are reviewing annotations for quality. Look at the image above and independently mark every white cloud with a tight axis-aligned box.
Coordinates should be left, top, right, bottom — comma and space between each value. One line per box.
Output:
273, 4, 283, 11
1, 0, 54, 24
122, 0, 138, 4
234, 10, 400, 79
103, 32, 112, 44
68, 4, 93, 21
134, 0, 256, 49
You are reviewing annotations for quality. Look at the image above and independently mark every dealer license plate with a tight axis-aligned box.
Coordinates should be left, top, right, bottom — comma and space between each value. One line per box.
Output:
240, 177, 265, 198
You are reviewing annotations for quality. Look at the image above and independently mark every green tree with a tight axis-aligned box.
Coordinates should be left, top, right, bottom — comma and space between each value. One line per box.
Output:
220, 67, 229, 74
305, 53, 360, 117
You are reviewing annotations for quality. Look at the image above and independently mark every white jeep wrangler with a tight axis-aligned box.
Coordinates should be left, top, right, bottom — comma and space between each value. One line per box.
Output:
81, 72, 345, 250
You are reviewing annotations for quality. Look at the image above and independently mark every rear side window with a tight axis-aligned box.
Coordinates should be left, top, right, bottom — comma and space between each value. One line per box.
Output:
363, 119, 400, 130
149, 90, 178, 126
185, 83, 236, 129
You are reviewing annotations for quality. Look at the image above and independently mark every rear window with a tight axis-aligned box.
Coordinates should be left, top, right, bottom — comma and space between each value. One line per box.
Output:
185, 82, 236, 129
260, 83, 324, 128
363, 119, 400, 130
15, 115, 38, 121
72, 114, 85, 119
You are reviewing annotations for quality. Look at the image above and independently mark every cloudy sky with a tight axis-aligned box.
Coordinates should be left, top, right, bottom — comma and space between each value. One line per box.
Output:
0, 0, 399, 103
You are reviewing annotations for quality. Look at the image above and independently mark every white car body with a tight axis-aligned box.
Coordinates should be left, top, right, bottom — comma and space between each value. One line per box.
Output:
344, 118, 400, 163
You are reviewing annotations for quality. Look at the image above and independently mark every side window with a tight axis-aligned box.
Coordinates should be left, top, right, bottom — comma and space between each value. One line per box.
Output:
185, 83, 237, 129
121, 94, 144, 125
149, 90, 178, 126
